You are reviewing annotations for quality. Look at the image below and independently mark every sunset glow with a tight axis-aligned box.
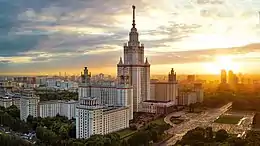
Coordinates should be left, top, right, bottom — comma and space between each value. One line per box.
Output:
1, 0, 260, 75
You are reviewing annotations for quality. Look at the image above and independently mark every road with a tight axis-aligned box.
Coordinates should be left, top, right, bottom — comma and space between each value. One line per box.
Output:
0, 126, 36, 144
163, 102, 232, 146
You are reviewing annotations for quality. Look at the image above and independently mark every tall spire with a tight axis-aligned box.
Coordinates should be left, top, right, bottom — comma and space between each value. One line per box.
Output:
132, 5, 136, 28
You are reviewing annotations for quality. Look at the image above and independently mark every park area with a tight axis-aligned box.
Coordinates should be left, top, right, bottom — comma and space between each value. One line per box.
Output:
170, 117, 184, 124
115, 116, 169, 140
214, 115, 243, 124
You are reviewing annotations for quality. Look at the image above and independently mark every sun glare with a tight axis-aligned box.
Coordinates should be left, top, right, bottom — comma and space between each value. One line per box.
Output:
204, 56, 240, 74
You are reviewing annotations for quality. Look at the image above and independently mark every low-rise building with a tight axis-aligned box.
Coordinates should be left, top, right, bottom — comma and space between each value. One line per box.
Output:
76, 97, 129, 139
141, 100, 175, 114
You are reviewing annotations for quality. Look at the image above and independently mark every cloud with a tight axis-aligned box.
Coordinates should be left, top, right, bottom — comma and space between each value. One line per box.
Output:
0, 60, 11, 64
1, 0, 260, 74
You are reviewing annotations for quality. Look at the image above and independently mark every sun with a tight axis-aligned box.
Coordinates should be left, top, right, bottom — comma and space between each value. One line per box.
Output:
204, 56, 240, 74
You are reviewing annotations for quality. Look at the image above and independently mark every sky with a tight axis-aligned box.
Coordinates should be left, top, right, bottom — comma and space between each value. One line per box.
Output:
1, 0, 260, 76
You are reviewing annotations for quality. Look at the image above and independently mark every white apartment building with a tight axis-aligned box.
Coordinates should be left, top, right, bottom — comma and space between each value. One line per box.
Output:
150, 68, 178, 103
39, 100, 61, 118
39, 100, 77, 119
61, 100, 77, 119
36, 76, 48, 86
12, 97, 21, 109
76, 97, 129, 139
80, 67, 133, 120
194, 83, 204, 103
0, 81, 19, 88
0, 97, 12, 108
178, 91, 197, 106
20, 95, 40, 121
0, 93, 21, 109
178, 83, 204, 106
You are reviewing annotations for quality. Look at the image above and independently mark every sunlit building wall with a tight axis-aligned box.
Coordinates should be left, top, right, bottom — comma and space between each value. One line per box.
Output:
76, 97, 129, 139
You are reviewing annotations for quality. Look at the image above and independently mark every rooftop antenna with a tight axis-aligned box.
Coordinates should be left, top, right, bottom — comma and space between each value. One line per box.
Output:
132, 5, 136, 28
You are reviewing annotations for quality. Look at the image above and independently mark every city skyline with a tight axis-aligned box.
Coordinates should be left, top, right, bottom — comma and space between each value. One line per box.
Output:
2, 0, 260, 75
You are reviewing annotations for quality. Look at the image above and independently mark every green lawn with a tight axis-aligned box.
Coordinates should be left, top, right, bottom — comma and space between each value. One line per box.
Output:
148, 117, 166, 126
214, 115, 243, 124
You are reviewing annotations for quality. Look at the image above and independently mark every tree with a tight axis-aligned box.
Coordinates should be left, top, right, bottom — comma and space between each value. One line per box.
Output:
26, 115, 34, 124
72, 142, 84, 146
59, 124, 70, 139
215, 129, 229, 142
227, 137, 246, 146
205, 127, 213, 141
6, 105, 20, 119
36, 126, 58, 145
69, 125, 76, 138
128, 131, 150, 146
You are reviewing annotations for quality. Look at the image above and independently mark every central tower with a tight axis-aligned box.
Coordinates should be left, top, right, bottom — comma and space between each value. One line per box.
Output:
117, 5, 150, 112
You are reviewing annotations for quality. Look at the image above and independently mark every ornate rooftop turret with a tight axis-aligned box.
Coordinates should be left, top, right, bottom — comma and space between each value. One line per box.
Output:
118, 57, 123, 64
145, 57, 150, 65
168, 68, 177, 82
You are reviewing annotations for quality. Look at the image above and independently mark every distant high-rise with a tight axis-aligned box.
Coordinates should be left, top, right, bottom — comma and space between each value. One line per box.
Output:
228, 70, 238, 86
187, 75, 195, 83
221, 69, 227, 84
228, 70, 234, 84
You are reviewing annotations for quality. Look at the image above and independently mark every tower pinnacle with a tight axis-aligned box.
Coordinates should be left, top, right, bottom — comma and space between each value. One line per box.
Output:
132, 5, 136, 28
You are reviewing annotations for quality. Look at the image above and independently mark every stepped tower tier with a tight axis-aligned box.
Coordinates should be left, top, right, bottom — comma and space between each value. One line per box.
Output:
117, 5, 150, 112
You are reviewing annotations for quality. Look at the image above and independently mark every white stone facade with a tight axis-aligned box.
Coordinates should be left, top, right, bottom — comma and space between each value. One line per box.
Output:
39, 100, 61, 118
20, 95, 40, 121
39, 100, 77, 119
117, 6, 150, 112
61, 100, 77, 119
178, 92, 197, 106
150, 82, 178, 103
0, 97, 12, 108
76, 98, 129, 139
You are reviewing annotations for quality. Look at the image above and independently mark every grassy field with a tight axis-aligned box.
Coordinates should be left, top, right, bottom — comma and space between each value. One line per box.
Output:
214, 115, 243, 124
